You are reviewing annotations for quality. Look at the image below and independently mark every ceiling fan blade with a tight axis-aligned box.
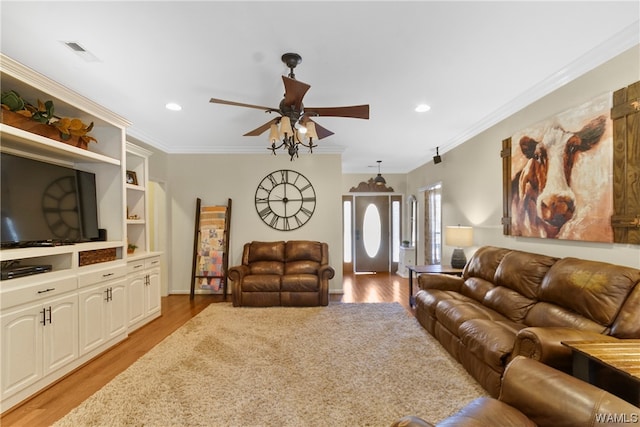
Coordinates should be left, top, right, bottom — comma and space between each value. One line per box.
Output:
304, 105, 369, 120
282, 76, 311, 109
210, 98, 276, 112
243, 118, 280, 136
304, 118, 334, 140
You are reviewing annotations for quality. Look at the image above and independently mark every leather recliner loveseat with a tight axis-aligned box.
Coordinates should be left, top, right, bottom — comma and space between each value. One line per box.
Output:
391, 356, 639, 427
415, 245, 640, 396
228, 240, 335, 307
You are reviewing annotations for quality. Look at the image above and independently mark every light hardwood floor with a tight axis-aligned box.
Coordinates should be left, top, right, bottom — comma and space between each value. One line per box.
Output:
1, 272, 412, 427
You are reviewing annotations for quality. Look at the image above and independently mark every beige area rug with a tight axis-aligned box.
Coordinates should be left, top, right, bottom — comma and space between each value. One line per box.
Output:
54, 303, 486, 427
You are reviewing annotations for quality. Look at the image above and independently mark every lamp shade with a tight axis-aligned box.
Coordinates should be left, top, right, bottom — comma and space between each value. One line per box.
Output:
268, 124, 280, 144
279, 116, 293, 138
445, 226, 473, 247
305, 121, 318, 140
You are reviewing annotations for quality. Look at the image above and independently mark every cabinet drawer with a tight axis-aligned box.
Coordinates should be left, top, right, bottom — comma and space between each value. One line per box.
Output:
145, 257, 161, 270
78, 264, 127, 288
0, 274, 77, 309
127, 260, 146, 275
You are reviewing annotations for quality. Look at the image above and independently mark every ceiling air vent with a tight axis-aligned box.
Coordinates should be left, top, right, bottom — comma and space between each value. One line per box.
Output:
65, 41, 86, 52
62, 41, 100, 62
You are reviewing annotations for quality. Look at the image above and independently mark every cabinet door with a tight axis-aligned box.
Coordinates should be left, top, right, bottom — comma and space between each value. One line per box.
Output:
43, 293, 78, 375
1, 303, 43, 400
78, 286, 108, 355
127, 271, 146, 326
106, 278, 128, 339
145, 267, 161, 317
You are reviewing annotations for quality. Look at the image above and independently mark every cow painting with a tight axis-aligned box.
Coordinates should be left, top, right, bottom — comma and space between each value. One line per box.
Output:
510, 94, 613, 242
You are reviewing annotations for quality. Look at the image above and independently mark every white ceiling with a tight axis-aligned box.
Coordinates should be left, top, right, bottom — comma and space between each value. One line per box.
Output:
1, 1, 638, 173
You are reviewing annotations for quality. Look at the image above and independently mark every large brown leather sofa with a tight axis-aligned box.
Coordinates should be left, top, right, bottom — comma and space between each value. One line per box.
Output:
415, 245, 640, 396
392, 356, 638, 427
228, 240, 334, 307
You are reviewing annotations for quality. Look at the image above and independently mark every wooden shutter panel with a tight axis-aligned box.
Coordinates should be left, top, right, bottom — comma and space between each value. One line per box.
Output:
501, 137, 512, 235
610, 81, 640, 244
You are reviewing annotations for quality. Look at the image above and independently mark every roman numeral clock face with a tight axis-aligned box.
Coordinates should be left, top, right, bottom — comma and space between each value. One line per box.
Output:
255, 170, 316, 231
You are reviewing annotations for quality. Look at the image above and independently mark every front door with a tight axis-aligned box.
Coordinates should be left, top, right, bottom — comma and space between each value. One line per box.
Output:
354, 196, 390, 272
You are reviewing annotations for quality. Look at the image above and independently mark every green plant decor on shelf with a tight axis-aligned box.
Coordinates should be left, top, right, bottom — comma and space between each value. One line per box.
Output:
1, 90, 97, 147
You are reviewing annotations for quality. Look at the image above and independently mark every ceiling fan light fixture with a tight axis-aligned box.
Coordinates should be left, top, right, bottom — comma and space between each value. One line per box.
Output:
210, 52, 369, 161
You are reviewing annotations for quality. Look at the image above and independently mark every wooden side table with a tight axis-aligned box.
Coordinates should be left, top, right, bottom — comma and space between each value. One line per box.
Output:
407, 265, 463, 307
562, 340, 640, 406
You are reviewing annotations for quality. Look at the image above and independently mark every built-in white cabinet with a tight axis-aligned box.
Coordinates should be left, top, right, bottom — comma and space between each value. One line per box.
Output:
78, 264, 128, 355
125, 141, 162, 331
1, 292, 78, 402
0, 54, 144, 413
127, 256, 161, 332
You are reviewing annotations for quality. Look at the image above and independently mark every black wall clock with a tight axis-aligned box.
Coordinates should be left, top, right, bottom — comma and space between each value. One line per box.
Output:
255, 169, 316, 231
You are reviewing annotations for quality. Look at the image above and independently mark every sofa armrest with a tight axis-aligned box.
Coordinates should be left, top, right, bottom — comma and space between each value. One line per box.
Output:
512, 327, 617, 372
500, 356, 638, 426
417, 274, 463, 292
319, 264, 335, 281
228, 265, 250, 283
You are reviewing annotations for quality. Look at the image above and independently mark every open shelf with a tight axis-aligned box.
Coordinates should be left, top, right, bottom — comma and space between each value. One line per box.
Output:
0, 125, 121, 166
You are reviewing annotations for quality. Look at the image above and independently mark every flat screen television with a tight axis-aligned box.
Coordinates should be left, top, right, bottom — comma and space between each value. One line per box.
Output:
1, 152, 100, 248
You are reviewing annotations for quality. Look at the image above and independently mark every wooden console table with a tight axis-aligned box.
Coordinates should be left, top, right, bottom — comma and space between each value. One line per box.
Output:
407, 265, 463, 308
562, 340, 640, 406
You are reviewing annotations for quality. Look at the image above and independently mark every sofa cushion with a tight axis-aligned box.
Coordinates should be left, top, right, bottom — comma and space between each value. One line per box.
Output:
417, 289, 470, 318
483, 286, 536, 323
459, 319, 526, 370
248, 241, 285, 263
285, 240, 323, 263
611, 282, 640, 338
524, 302, 607, 333
249, 261, 284, 276
459, 277, 496, 302
463, 246, 510, 283
540, 258, 638, 326
242, 274, 281, 292
494, 250, 557, 299
285, 260, 320, 275
282, 274, 319, 292
436, 299, 509, 337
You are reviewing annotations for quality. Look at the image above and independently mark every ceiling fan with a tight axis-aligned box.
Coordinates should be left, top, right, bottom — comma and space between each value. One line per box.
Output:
210, 52, 369, 160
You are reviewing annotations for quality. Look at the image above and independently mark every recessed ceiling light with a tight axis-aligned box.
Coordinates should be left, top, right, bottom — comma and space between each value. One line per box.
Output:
415, 104, 431, 113
165, 102, 182, 111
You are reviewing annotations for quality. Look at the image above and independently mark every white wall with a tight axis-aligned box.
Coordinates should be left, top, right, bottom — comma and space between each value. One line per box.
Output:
407, 45, 640, 268
166, 153, 344, 294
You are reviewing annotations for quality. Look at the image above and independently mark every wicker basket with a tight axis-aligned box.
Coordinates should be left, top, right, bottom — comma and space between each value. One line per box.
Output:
79, 248, 117, 266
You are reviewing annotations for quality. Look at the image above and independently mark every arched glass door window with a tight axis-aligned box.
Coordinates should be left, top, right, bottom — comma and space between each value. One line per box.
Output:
363, 203, 381, 257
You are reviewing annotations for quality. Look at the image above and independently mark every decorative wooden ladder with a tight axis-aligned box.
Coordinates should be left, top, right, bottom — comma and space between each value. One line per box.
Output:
190, 198, 232, 300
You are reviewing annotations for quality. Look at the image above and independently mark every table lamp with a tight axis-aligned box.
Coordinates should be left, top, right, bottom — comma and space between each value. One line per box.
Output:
445, 225, 473, 268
